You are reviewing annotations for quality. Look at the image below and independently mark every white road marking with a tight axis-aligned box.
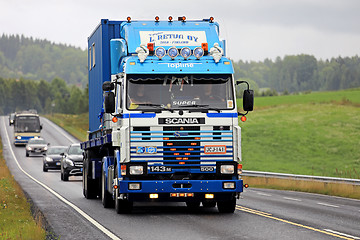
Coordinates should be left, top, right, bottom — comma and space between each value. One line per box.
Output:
1, 117, 121, 240
317, 202, 339, 208
256, 192, 272, 197
283, 197, 302, 202
324, 229, 360, 239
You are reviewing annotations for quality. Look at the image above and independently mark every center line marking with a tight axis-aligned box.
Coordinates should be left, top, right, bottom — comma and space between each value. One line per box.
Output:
283, 197, 302, 202
324, 229, 360, 240
317, 202, 339, 208
256, 192, 272, 197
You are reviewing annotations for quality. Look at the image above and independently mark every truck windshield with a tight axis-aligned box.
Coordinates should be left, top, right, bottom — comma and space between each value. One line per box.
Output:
14, 116, 41, 133
126, 74, 234, 111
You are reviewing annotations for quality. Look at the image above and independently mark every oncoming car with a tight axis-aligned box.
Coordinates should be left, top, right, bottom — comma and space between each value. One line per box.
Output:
25, 138, 48, 157
42, 146, 68, 172
60, 143, 84, 181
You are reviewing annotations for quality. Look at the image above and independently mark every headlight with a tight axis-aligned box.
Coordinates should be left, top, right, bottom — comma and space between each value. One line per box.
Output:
65, 159, 74, 166
128, 183, 141, 190
129, 166, 143, 175
26, 147, 32, 151
220, 165, 234, 174
45, 157, 53, 162
16, 136, 21, 139
43, 146, 48, 151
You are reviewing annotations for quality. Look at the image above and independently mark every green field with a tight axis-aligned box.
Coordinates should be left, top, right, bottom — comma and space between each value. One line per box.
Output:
239, 89, 360, 178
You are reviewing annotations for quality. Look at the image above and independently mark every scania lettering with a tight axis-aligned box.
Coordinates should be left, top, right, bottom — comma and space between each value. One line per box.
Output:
80, 16, 254, 214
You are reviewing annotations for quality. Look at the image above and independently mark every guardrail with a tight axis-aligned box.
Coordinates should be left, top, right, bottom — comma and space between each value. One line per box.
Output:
242, 170, 360, 185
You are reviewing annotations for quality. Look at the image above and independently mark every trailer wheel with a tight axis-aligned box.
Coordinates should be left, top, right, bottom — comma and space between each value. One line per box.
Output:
83, 152, 98, 199
217, 198, 236, 213
102, 164, 114, 208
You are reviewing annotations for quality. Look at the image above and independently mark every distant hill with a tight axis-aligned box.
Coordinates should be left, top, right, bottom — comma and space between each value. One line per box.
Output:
0, 34, 87, 87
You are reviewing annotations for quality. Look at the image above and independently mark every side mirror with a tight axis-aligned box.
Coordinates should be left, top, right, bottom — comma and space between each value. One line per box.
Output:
102, 81, 114, 91
104, 92, 115, 113
243, 89, 254, 112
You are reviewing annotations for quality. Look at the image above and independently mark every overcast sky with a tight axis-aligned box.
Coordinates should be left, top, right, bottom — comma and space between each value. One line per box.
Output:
1, 0, 360, 62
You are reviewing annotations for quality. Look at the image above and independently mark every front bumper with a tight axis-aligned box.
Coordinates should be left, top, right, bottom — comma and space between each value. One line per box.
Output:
64, 165, 83, 176
118, 179, 243, 201
44, 160, 61, 169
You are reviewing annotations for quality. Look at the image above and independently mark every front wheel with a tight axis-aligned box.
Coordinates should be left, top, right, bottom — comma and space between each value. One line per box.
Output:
43, 164, 48, 172
102, 165, 114, 208
83, 152, 98, 199
217, 198, 236, 213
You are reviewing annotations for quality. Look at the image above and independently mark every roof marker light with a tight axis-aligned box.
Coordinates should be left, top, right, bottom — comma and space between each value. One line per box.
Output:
193, 47, 204, 59
127, 16, 131, 23
168, 47, 178, 59
155, 16, 160, 22
168, 16, 173, 22
209, 16, 214, 23
180, 47, 191, 60
178, 16, 186, 22
155, 47, 166, 59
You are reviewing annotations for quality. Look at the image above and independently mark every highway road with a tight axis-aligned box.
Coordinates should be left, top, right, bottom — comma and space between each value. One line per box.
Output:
1, 116, 359, 240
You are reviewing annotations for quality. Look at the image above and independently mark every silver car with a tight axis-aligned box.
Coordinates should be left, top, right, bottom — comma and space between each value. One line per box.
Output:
25, 138, 48, 157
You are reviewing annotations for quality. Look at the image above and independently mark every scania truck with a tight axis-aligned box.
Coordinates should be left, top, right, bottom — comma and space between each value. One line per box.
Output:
80, 17, 254, 213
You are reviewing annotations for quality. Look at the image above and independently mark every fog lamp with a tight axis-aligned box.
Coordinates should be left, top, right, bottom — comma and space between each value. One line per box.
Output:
168, 47, 178, 59
128, 183, 141, 190
205, 194, 214, 199
155, 47, 166, 59
223, 182, 235, 189
180, 47, 191, 60
150, 193, 158, 199
193, 47, 204, 59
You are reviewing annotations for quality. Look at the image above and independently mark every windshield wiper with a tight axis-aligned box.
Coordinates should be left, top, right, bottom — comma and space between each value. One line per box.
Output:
179, 105, 221, 113
136, 103, 174, 113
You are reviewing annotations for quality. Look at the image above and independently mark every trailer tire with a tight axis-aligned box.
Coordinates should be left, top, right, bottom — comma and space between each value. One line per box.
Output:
102, 164, 114, 208
217, 197, 236, 213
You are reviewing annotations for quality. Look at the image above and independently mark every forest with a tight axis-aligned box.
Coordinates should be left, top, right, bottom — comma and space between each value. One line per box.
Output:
0, 34, 359, 115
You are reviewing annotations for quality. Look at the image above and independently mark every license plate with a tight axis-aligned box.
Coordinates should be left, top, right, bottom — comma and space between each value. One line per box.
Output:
150, 166, 172, 172
204, 145, 226, 154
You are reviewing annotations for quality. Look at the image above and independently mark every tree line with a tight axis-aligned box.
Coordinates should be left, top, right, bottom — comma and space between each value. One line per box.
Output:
0, 34, 87, 87
233, 54, 360, 94
0, 77, 88, 115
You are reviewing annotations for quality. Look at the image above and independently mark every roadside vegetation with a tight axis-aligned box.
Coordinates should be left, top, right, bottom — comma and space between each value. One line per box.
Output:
0, 138, 46, 239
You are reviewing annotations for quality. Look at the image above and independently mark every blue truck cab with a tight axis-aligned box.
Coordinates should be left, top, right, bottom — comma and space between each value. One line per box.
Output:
81, 17, 254, 213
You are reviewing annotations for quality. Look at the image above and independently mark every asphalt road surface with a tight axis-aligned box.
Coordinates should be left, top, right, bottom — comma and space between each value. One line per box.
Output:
1, 116, 359, 240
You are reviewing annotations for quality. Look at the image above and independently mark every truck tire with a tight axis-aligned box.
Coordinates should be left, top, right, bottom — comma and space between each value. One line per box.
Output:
217, 198, 236, 213
102, 164, 114, 208
83, 151, 98, 199
114, 166, 133, 214
63, 172, 69, 181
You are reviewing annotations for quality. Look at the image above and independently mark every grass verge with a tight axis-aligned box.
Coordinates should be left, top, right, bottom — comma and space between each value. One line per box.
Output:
0, 137, 46, 239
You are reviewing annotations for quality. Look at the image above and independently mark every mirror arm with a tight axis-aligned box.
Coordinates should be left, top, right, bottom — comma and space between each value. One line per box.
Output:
236, 80, 250, 90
